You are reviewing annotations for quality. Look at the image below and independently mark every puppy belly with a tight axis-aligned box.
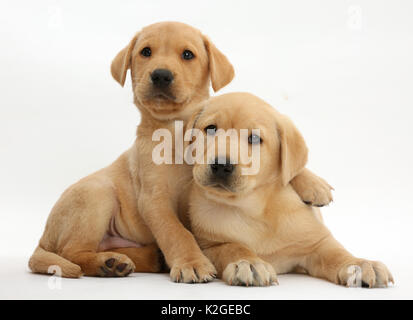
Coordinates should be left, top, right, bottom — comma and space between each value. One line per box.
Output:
97, 215, 142, 251
98, 235, 142, 251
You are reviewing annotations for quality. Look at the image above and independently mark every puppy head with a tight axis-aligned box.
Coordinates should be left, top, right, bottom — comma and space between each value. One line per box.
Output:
111, 22, 234, 120
188, 92, 308, 199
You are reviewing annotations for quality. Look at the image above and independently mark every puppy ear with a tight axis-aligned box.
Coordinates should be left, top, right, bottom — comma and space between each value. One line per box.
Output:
111, 33, 139, 87
184, 103, 206, 144
183, 103, 206, 164
203, 35, 235, 92
276, 114, 309, 186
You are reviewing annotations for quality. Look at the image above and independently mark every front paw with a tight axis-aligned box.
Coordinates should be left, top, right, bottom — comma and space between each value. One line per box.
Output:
338, 259, 394, 288
222, 259, 278, 287
170, 255, 217, 283
292, 174, 333, 207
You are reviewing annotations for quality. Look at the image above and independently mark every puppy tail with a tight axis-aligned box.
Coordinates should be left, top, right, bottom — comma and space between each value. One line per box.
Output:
28, 246, 83, 278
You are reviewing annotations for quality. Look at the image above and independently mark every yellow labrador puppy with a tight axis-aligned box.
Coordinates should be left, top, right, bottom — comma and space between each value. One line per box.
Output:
29, 22, 332, 281
188, 92, 393, 288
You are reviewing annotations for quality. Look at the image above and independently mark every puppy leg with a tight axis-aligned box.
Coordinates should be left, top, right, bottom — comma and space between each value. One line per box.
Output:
62, 249, 135, 277
139, 194, 216, 283
303, 235, 393, 288
203, 243, 277, 286
109, 244, 166, 273
52, 181, 136, 277
290, 168, 333, 207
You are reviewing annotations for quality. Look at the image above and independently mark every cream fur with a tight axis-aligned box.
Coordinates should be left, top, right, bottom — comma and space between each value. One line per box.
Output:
188, 92, 393, 288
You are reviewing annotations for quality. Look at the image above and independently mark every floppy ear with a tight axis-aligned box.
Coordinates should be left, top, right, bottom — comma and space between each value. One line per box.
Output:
203, 35, 235, 92
276, 114, 309, 186
183, 103, 207, 164
184, 103, 206, 145
111, 33, 139, 87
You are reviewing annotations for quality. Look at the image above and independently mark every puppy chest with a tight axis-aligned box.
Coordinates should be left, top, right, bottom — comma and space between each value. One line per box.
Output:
192, 205, 281, 254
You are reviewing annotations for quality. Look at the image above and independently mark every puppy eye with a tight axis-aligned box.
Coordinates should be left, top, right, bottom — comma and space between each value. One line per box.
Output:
204, 124, 217, 135
248, 134, 262, 145
140, 47, 152, 57
182, 50, 195, 60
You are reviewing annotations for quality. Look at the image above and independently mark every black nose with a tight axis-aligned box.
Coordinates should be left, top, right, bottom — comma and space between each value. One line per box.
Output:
151, 69, 173, 88
210, 158, 234, 179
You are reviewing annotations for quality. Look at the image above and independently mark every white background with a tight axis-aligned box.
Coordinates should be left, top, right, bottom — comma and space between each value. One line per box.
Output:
1, 0, 412, 299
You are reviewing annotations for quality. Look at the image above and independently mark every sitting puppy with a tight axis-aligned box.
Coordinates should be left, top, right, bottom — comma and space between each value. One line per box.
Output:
187, 92, 393, 287
29, 22, 333, 281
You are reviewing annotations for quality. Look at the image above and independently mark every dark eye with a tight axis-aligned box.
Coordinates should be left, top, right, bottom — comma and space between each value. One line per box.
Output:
140, 47, 152, 57
182, 50, 195, 60
248, 134, 262, 144
204, 124, 217, 135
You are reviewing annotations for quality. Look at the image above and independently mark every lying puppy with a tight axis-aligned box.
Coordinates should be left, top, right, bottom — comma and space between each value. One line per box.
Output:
188, 92, 393, 287
29, 22, 332, 282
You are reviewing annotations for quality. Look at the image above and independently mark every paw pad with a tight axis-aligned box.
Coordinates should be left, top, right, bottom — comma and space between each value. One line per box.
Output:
99, 256, 135, 277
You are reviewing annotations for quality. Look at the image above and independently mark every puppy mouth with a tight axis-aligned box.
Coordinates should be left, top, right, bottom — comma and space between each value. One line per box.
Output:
148, 90, 176, 102
203, 181, 235, 194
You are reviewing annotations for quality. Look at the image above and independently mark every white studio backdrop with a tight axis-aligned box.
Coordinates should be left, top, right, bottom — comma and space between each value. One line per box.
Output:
0, 0, 412, 299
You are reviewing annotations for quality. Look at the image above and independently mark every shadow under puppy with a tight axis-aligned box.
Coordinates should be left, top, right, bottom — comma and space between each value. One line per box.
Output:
187, 92, 393, 287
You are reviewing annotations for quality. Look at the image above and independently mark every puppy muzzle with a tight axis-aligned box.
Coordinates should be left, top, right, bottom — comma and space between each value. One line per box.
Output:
210, 157, 234, 182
